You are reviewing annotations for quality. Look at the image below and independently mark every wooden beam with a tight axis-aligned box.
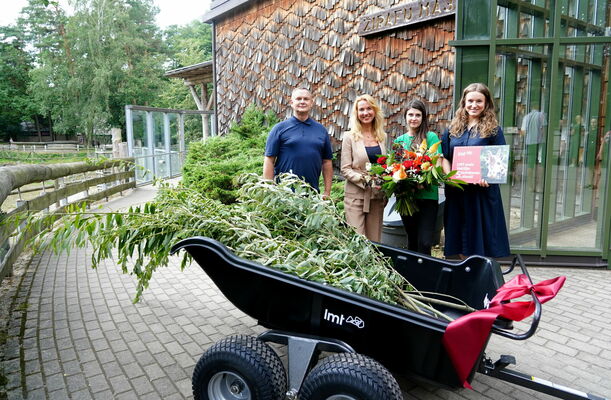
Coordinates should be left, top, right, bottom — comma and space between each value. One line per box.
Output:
206, 88, 215, 111
189, 85, 204, 110
201, 83, 210, 140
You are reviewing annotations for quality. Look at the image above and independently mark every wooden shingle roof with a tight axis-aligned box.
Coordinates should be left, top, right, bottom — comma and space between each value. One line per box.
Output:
164, 61, 213, 85
204, 0, 256, 22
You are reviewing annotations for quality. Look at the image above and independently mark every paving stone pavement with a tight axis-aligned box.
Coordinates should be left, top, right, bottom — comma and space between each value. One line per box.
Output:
1, 189, 610, 399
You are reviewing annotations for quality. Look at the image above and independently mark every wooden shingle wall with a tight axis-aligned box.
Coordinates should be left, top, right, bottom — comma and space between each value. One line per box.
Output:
214, 0, 455, 141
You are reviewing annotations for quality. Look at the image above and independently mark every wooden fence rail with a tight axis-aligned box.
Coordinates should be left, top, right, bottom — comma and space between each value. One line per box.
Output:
0, 159, 136, 282
0, 143, 91, 152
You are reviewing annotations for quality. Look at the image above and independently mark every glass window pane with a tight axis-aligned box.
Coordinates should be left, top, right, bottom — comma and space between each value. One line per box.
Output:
461, 0, 491, 39
184, 114, 203, 145
547, 44, 608, 251
519, 12, 534, 38
131, 110, 146, 150
567, 0, 578, 19
497, 1, 551, 38
496, 6, 509, 38
559, 0, 608, 37
495, 45, 550, 250
456, 47, 489, 99
153, 113, 165, 150
131, 110, 153, 183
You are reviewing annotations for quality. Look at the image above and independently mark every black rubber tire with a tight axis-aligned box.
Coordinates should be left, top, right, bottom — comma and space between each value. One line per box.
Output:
192, 335, 287, 400
299, 353, 404, 400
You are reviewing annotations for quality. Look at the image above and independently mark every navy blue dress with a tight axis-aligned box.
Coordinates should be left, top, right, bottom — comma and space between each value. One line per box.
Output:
441, 127, 510, 258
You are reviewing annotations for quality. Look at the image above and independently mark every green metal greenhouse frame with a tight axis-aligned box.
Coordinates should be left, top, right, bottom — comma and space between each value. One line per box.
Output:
451, 0, 610, 266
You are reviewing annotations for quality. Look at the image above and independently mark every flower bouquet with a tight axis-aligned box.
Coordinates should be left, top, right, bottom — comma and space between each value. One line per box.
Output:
366, 140, 465, 216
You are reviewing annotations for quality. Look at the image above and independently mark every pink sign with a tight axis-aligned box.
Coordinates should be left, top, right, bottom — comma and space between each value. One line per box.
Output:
451, 145, 510, 184
452, 147, 482, 183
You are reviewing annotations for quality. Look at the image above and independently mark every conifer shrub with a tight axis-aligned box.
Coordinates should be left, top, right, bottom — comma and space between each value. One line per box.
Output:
181, 105, 279, 203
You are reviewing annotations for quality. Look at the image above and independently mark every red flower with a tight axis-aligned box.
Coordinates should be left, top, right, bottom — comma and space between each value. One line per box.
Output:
381, 164, 387, 169
377, 156, 387, 164
403, 160, 413, 169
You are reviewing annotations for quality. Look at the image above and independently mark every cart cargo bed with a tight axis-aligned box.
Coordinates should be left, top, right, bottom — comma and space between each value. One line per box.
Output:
172, 237, 505, 387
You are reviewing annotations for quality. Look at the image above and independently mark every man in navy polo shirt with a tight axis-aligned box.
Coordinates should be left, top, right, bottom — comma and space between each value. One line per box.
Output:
263, 88, 333, 198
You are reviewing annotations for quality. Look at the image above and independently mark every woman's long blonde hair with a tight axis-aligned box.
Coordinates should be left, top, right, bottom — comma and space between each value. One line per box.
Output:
348, 95, 387, 143
449, 83, 499, 138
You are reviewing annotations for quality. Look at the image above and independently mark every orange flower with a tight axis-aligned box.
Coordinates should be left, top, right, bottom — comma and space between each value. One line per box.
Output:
392, 164, 407, 182
404, 150, 417, 159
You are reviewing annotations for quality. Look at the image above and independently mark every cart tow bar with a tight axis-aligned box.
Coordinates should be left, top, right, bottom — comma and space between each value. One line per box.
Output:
480, 355, 607, 400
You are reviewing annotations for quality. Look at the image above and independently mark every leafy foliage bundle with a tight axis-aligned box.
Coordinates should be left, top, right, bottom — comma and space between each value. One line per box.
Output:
181, 105, 279, 203
15, 174, 460, 319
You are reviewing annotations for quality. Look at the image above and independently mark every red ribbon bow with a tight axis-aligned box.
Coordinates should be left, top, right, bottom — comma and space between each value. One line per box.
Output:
442, 274, 566, 389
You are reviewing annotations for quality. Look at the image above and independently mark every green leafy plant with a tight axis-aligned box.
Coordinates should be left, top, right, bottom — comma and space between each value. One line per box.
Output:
8, 174, 468, 320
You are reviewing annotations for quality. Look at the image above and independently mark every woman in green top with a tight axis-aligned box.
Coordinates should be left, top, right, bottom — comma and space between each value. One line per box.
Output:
394, 99, 442, 255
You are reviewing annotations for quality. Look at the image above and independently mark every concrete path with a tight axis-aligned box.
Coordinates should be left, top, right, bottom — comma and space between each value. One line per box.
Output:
1, 186, 610, 399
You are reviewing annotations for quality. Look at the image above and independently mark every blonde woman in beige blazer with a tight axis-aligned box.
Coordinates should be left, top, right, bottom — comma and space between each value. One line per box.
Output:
341, 95, 387, 241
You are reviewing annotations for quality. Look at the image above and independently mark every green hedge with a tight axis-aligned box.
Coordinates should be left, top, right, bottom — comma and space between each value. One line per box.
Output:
181, 105, 279, 204
181, 105, 345, 212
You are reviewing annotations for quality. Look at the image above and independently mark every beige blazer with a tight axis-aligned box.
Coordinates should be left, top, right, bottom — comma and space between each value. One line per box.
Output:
340, 132, 386, 212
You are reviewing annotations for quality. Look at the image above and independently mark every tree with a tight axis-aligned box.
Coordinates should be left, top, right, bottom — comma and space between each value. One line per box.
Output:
22, 0, 167, 143
4, 0, 213, 143
164, 20, 212, 69
17, 0, 74, 138
157, 20, 213, 111
98, 0, 167, 127
0, 26, 34, 141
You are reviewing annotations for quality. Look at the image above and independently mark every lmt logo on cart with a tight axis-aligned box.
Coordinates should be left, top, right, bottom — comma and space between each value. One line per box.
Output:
323, 309, 365, 329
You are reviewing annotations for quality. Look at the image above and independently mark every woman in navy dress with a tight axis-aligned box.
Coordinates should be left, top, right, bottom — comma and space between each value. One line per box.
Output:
441, 83, 510, 259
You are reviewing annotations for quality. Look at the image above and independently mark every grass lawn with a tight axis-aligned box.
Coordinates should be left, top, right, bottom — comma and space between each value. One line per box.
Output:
0, 150, 92, 166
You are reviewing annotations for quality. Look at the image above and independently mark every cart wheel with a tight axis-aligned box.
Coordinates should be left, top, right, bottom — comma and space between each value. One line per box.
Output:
299, 353, 403, 400
192, 335, 287, 400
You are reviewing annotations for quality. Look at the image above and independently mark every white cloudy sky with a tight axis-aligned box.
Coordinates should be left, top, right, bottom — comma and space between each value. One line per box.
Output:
0, 0, 212, 28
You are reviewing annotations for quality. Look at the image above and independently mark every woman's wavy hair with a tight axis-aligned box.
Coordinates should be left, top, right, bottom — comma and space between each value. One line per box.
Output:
449, 83, 499, 138
348, 94, 387, 143
404, 99, 430, 148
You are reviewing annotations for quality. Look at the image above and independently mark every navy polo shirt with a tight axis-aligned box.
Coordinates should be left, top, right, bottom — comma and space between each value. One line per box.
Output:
265, 116, 333, 191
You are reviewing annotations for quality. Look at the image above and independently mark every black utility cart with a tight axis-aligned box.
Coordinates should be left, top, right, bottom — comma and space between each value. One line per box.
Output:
171, 237, 606, 400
